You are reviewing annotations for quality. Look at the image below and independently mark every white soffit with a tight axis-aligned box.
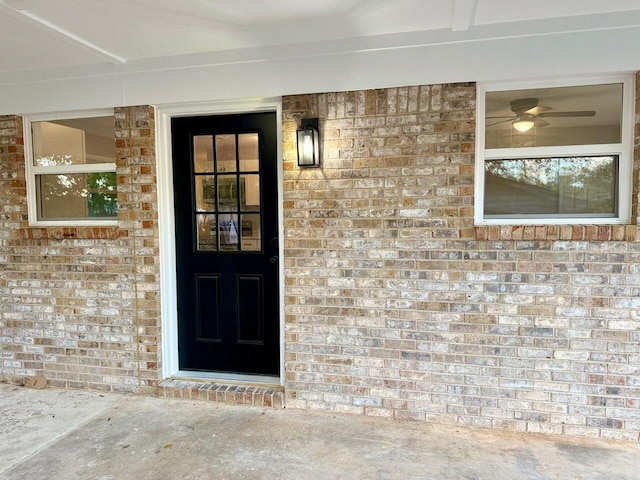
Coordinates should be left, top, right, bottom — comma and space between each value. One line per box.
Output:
474, 0, 640, 25
0, 0, 452, 64
0, 0, 639, 113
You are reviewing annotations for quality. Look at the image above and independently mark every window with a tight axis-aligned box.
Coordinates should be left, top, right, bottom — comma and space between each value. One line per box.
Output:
475, 76, 634, 225
25, 111, 117, 225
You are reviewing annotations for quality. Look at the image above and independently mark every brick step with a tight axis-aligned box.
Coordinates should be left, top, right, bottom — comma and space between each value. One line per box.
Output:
157, 379, 284, 408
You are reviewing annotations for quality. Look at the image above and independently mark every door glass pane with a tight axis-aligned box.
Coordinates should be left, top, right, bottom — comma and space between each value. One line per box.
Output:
196, 214, 218, 250
217, 175, 238, 212
484, 156, 617, 216
219, 213, 239, 251
194, 135, 213, 173
241, 174, 260, 210
216, 135, 236, 173
239, 133, 259, 172
241, 214, 261, 251
195, 175, 216, 212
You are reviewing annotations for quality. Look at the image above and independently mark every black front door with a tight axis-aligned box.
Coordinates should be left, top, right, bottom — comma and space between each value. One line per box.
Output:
171, 112, 279, 376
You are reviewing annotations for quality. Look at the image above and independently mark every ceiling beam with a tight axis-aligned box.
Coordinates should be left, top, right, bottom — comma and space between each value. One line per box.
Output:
451, 0, 478, 31
0, 0, 126, 64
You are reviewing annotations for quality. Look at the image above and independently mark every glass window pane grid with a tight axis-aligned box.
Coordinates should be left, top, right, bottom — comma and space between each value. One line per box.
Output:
193, 132, 262, 252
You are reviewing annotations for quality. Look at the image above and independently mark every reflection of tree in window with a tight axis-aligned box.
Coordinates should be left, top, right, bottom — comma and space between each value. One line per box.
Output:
485, 156, 616, 215
38, 172, 116, 218
39, 174, 83, 201
87, 172, 117, 217
35, 154, 75, 167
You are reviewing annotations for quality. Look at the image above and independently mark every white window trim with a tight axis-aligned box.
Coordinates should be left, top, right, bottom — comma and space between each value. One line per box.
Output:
475, 74, 635, 226
24, 109, 117, 227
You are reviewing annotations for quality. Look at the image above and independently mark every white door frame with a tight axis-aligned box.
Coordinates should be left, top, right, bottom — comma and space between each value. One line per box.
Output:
156, 99, 284, 385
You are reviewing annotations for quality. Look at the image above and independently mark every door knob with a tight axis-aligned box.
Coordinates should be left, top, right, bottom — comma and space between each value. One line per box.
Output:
269, 256, 278, 264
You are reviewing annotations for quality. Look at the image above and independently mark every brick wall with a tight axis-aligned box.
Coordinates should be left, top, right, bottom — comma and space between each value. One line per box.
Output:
1, 78, 639, 442
0, 107, 160, 393
282, 79, 640, 441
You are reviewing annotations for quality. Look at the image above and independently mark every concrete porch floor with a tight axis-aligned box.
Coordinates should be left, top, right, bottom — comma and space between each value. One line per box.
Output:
1, 383, 639, 480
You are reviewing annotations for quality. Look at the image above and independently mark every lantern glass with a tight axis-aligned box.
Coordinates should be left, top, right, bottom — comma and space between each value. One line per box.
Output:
296, 124, 320, 167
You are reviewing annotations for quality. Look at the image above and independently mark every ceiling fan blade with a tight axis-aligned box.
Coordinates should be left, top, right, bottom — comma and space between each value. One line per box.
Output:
525, 105, 552, 116
537, 111, 596, 118
510, 98, 539, 114
534, 118, 550, 128
486, 115, 515, 120
487, 118, 514, 127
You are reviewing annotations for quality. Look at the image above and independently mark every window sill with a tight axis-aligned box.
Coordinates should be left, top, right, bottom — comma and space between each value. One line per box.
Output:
17, 227, 126, 240
474, 224, 637, 242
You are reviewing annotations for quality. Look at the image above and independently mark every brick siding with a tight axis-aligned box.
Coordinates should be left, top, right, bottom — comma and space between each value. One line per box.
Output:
281, 78, 640, 441
1, 75, 639, 441
0, 107, 160, 394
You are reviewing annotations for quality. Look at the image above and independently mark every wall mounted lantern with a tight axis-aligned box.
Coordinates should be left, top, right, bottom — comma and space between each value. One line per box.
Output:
296, 118, 320, 167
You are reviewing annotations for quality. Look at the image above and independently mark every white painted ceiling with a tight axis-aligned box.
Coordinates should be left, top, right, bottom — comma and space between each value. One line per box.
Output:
1, 0, 639, 113
2, 0, 639, 75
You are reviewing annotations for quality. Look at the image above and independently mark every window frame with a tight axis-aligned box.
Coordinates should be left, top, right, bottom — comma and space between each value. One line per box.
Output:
475, 74, 635, 226
24, 109, 118, 227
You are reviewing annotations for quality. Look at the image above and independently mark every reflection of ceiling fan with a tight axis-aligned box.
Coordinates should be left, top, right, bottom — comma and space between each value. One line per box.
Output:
487, 97, 596, 132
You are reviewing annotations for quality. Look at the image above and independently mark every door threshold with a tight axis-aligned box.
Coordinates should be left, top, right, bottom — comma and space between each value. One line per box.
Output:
172, 370, 281, 387
158, 375, 284, 408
